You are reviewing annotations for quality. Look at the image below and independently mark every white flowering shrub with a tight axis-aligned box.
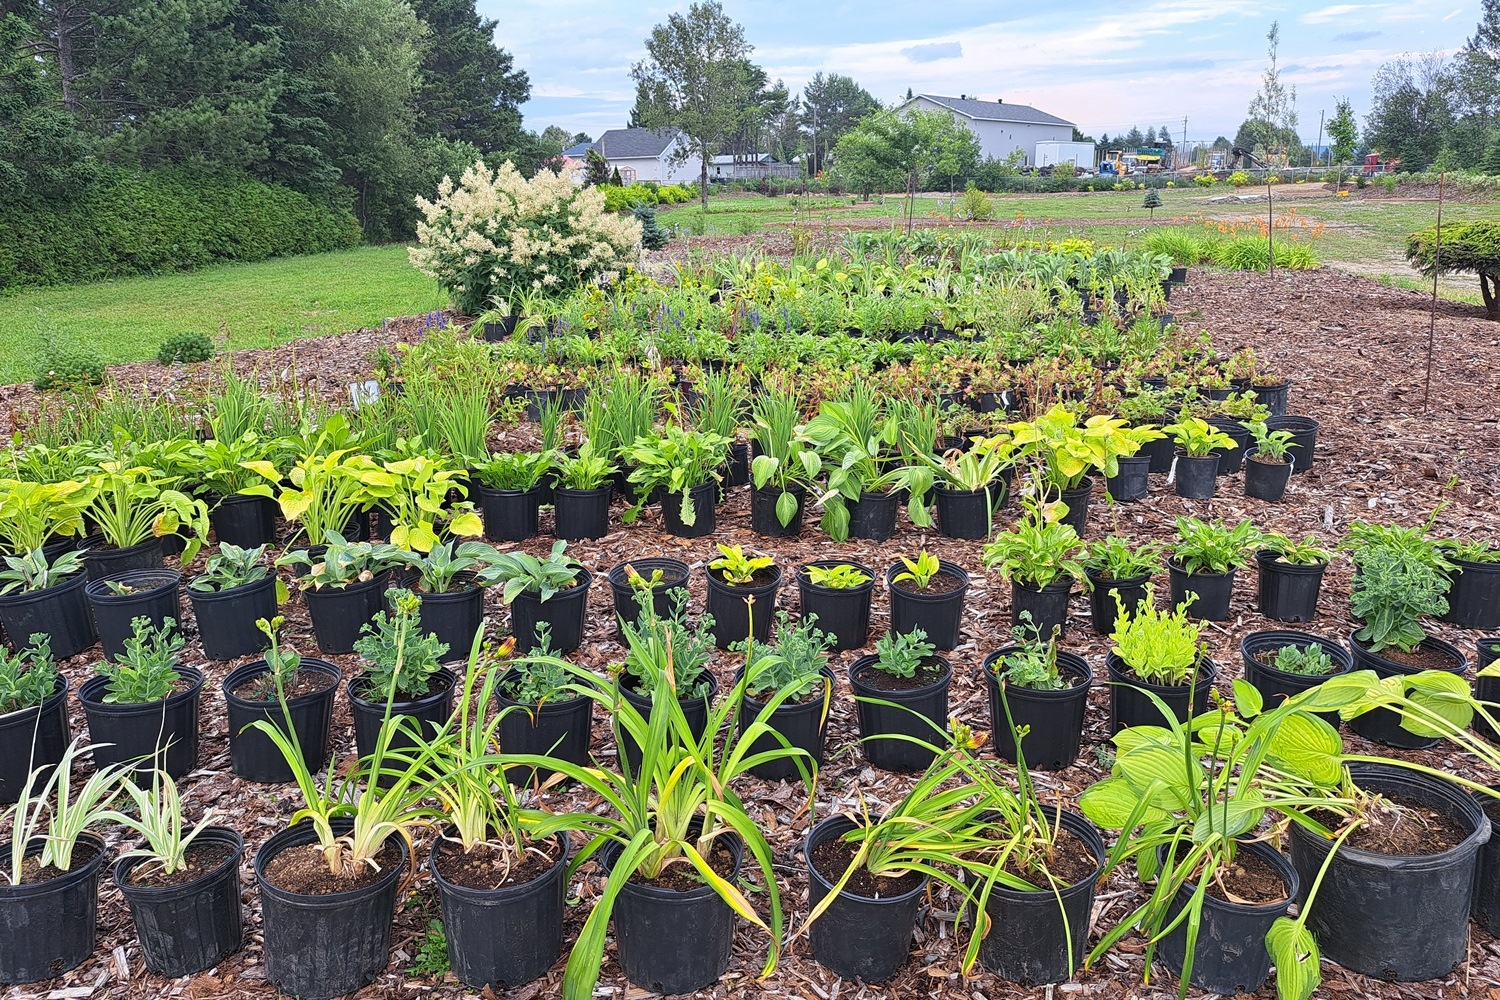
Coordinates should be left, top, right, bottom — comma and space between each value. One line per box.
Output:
409, 160, 642, 315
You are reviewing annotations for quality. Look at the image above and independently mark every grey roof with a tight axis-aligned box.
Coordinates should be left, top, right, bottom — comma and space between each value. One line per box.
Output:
914, 95, 1073, 128
562, 141, 593, 158
594, 128, 682, 159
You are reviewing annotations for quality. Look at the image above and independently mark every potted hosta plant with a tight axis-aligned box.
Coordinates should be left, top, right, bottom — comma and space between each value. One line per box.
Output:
705, 544, 782, 649
749, 388, 821, 536
796, 560, 876, 651
185, 432, 281, 546
0, 481, 96, 657
1162, 417, 1234, 499
625, 426, 730, 538
1083, 535, 1165, 636
85, 567, 182, 662
0, 634, 68, 805
1440, 538, 1500, 630
246, 435, 372, 548
411, 540, 496, 659
904, 433, 1015, 540
551, 444, 616, 540
737, 612, 836, 781
277, 534, 418, 655
472, 450, 553, 542
223, 618, 341, 783
480, 540, 591, 654
348, 589, 456, 767
849, 628, 951, 772
78, 616, 203, 779
1243, 421, 1297, 501
982, 503, 1085, 640
615, 593, 720, 773
1106, 588, 1216, 732
805, 385, 907, 541
1168, 515, 1264, 621
1007, 404, 1147, 534
187, 542, 280, 659
982, 613, 1093, 769
606, 557, 690, 639
1255, 534, 1331, 622
80, 460, 209, 579
495, 626, 601, 781
886, 550, 969, 651
358, 450, 484, 553
107, 768, 245, 976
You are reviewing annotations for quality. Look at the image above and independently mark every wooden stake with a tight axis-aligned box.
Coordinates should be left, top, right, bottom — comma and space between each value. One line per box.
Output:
1422, 171, 1445, 410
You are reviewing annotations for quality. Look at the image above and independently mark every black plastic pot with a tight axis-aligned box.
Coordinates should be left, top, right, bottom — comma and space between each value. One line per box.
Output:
1265, 415, 1318, 473
616, 673, 719, 774
804, 814, 929, 982
1289, 763, 1489, 982
349, 668, 456, 764
224, 658, 340, 783
1207, 418, 1251, 475
553, 485, 612, 541
1106, 455, 1151, 502
1167, 562, 1235, 621
0, 572, 97, 659
1086, 570, 1150, 636
81, 535, 165, 581
1172, 453, 1219, 499
725, 441, 751, 488
478, 485, 542, 542
1255, 550, 1325, 622
1475, 638, 1500, 743
210, 495, 277, 548
660, 482, 718, 538
1253, 380, 1291, 417
418, 579, 485, 662
1107, 653, 1218, 733
1240, 630, 1353, 721
607, 558, 690, 638
255, 820, 407, 999
1141, 434, 1176, 474
932, 483, 1004, 540
302, 572, 390, 655
1058, 477, 1093, 535
1472, 783, 1500, 934
431, 832, 568, 990
1244, 453, 1293, 501
495, 671, 593, 782
797, 560, 875, 652
738, 666, 834, 781
886, 560, 968, 651
1157, 839, 1297, 994
982, 650, 1092, 770
1011, 577, 1073, 640
0, 832, 108, 983
509, 567, 590, 655
187, 574, 277, 660
850, 654, 951, 772
1347, 634, 1468, 749
114, 826, 244, 976
847, 490, 899, 541
78, 667, 203, 779
706, 563, 782, 650
86, 569, 181, 662
0, 677, 69, 805
1445, 557, 1500, 630
973, 810, 1105, 983
750, 484, 806, 536
601, 828, 743, 995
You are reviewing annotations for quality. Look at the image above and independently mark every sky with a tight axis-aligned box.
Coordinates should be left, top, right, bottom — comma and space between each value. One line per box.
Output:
480, 0, 1482, 146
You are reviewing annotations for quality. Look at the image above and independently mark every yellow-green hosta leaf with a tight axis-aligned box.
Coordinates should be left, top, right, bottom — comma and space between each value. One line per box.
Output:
1266, 711, 1343, 786
1400, 669, 1476, 737
1114, 745, 1200, 812
1265, 916, 1321, 1000
1079, 776, 1167, 829
448, 511, 483, 538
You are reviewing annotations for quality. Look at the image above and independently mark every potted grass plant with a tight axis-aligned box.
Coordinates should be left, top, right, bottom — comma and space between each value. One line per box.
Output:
224, 618, 341, 783
849, 627, 951, 772
479, 539, 591, 654
77, 616, 203, 779
0, 633, 68, 806
1105, 587, 1217, 732
1168, 515, 1264, 621
982, 502, 1085, 640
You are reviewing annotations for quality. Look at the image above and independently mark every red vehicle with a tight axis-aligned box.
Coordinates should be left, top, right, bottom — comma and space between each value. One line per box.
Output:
1362, 152, 1400, 175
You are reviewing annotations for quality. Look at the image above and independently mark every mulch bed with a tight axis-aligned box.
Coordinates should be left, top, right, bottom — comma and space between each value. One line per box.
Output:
3, 266, 1500, 1000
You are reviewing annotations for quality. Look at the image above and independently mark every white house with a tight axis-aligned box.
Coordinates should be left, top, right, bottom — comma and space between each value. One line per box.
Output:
576, 128, 700, 184
899, 95, 1075, 166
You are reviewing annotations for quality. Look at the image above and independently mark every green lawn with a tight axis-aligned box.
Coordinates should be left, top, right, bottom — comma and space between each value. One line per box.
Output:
0, 245, 445, 384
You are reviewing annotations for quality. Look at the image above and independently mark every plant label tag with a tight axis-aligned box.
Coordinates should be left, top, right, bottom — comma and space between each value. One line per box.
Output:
349, 380, 380, 409
1166, 455, 1178, 485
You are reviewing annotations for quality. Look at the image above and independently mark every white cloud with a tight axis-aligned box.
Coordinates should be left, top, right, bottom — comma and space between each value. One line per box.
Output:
1300, 5, 1383, 25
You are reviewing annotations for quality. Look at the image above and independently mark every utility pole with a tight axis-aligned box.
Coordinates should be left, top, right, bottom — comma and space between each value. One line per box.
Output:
1181, 116, 1188, 170
1313, 109, 1325, 172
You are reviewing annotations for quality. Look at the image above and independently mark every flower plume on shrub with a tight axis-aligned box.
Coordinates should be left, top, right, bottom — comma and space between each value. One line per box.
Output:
409, 160, 643, 315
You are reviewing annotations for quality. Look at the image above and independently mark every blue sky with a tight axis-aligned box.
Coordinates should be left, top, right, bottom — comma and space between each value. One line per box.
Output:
481, 0, 1481, 145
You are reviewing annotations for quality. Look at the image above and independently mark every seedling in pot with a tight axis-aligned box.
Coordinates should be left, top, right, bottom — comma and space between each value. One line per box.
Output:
993, 612, 1066, 691
1084, 535, 1166, 582
740, 612, 832, 702
1261, 534, 1331, 566
472, 450, 554, 492
1439, 539, 1500, 564
552, 446, 616, 491
0, 547, 86, 595
241, 616, 303, 703
1163, 417, 1235, 458
803, 563, 872, 589
1245, 421, 1295, 463
190, 542, 276, 594
0, 634, 58, 715
871, 628, 937, 681
354, 590, 450, 702
891, 550, 943, 590
709, 543, 773, 586
1265, 644, 1338, 676
503, 623, 570, 705
477, 540, 582, 604
619, 590, 716, 699
1172, 516, 1265, 575
97, 616, 184, 704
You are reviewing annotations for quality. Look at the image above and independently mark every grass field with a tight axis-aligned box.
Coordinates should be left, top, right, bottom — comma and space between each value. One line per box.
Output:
0, 245, 444, 384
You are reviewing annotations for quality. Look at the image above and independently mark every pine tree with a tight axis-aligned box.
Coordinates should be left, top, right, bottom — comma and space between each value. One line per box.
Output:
584, 148, 610, 186
1143, 188, 1162, 219
610, 166, 623, 186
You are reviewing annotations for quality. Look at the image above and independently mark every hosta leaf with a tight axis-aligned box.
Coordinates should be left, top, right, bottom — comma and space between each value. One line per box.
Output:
1265, 711, 1343, 786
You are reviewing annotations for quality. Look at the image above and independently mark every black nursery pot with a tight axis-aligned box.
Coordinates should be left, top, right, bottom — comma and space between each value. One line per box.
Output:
724, 441, 751, 488
1444, 557, 1500, 630
1347, 634, 1468, 749
607, 558, 690, 638
478, 485, 541, 542
1289, 763, 1490, 983
0, 832, 108, 984
804, 814, 930, 982
849, 654, 952, 772
1141, 434, 1176, 474
975, 811, 1106, 984
114, 826, 244, 977
81, 535, 165, 581
302, 572, 390, 655
982, 650, 1092, 770
1475, 638, 1500, 743
210, 495, 277, 548
886, 560, 969, 651
1157, 839, 1298, 995
349, 669, 456, 768
1011, 577, 1073, 640
749, 484, 806, 537
797, 560, 875, 652
1106, 455, 1151, 502
86, 569, 181, 662
933, 482, 1005, 540
617, 674, 719, 774
0, 676, 69, 805
847, 490, 899, 541
0, 571, 97, 660
1107, 653, 1218, 733
1057, 476, 1094, 535
509, 568, 591, 654
552, 485, 612, 540
660, 482, 718, 538
78, 667, 204, 780
1255, 550, 1325, 622
706, 564, 782, 650
495, 671, 594, 783
1253, 379, 1291, 417
188, 574, 277, 660
255, 821, 408, 1000
737, 666, 835, 781
1239, 630, 1353, 720
1086, 570, 1150, 636
223, 658, 341, 783
1172, 453, 1219, 498
1265, 415, 1318, 472
1207, 418, 1251, 476
418, 578, 486, 662
1471, 783, 1500, 934
1243, 453, 1293, 501
602, 827, 744, 995
1167, 562, 1236, 621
